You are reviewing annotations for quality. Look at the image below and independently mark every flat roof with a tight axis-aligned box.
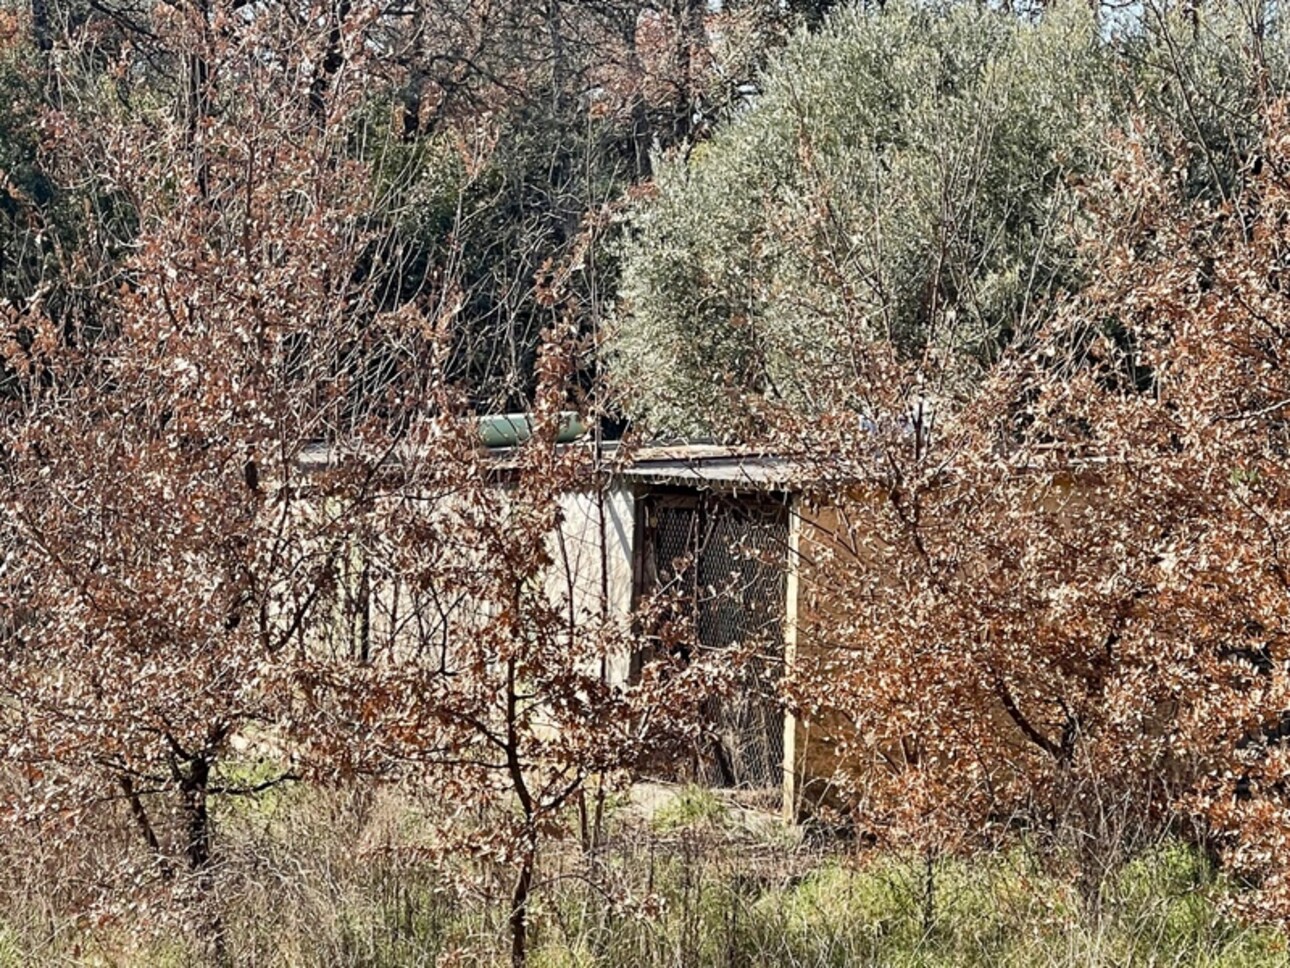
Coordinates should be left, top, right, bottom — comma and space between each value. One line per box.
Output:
295, 438, 798, 490
612, 445, 794, 489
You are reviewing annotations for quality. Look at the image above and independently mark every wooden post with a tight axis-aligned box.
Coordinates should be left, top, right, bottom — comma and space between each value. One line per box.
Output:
782, 497, 802, 824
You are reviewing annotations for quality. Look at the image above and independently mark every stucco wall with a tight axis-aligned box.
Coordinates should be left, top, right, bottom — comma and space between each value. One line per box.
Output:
545, 484, 636, 687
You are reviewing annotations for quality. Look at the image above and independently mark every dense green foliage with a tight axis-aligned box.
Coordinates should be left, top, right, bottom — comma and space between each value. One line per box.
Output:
611, 0, 1290, 436
612, 1, 1120, 435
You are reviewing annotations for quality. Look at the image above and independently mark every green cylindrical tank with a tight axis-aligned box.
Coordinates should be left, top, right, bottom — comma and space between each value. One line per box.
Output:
478, 412, 586, 448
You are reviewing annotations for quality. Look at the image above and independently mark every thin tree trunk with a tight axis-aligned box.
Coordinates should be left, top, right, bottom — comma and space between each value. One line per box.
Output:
187, 0, 213, 200
30, 0, 51, 51
309, 0, 352, 126
547, 0, 567, 112
120, 775, 174, 881
670, 0, 706, 144
510, 849, 534, 968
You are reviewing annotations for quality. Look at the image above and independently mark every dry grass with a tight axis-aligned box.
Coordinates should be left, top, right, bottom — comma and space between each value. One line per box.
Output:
0, 780, 1284, 967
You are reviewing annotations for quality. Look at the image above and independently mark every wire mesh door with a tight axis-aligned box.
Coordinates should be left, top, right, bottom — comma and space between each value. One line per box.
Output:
639, 493, 788, 790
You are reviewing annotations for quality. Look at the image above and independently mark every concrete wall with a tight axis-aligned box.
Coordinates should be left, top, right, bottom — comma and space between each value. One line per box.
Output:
544, 484, 636, 687
340, 483, 638, 680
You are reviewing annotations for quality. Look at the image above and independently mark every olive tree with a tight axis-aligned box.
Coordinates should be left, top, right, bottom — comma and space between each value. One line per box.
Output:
611, 0, 1123, 436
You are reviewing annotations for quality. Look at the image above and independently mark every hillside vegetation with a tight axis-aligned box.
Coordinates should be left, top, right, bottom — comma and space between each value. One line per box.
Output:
5, 0, 1290, 965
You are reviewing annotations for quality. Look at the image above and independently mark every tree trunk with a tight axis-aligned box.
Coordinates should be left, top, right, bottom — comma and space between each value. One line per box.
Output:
504, 649, 537, 967
509, 848, 534, 968
120, 775, 174, 881
670, 0, 706, 144
547, 0, 567, 112
620, 12, 652, 179
183, 756, 229, 967
30, 0, 51, 51
187, 3, 212, 200
183, 756, 211, 871
309, 0, 352, 126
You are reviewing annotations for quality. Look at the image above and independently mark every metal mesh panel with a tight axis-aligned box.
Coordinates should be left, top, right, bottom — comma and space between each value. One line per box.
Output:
644, 495, 787, 790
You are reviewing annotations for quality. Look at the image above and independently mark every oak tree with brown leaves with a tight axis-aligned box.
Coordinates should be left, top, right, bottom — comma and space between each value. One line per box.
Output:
778, 100, 1290, 919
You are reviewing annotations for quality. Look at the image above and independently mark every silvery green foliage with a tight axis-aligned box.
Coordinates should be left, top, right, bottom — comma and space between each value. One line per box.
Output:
1132, 0, 1290, 205
612, 1, 1121, 437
